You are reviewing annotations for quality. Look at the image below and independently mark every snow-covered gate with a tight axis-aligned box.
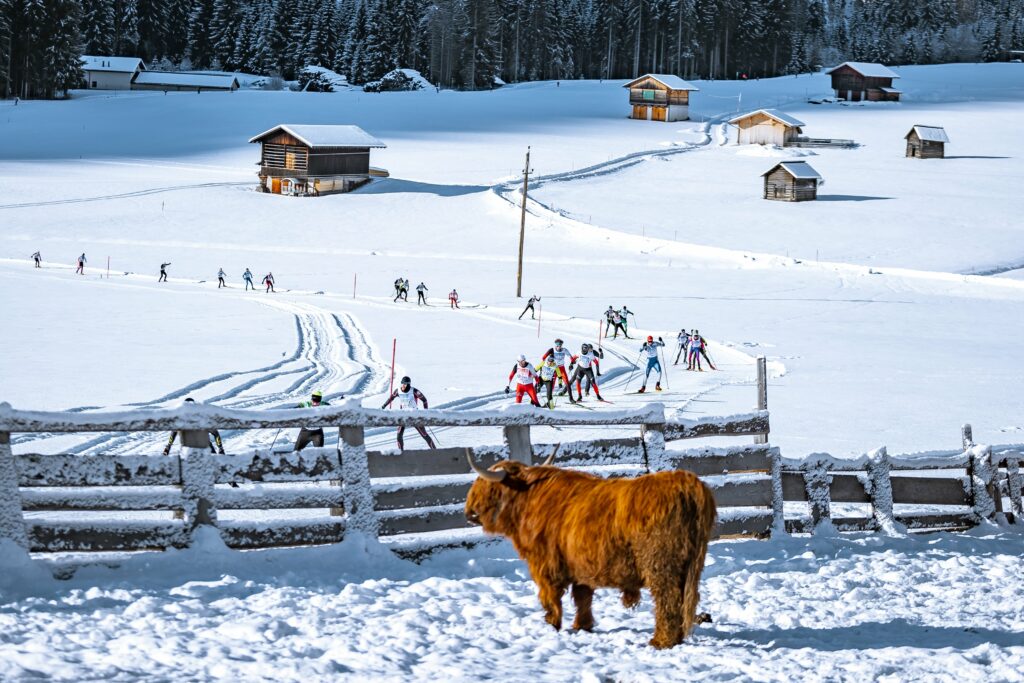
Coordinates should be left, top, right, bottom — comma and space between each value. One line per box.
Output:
0, 401, 774, 557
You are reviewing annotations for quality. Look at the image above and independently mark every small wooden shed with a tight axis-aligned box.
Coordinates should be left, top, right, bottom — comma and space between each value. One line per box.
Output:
762, 161, 822, 202
905, 125, 949, 159
728, 109, 805, 146
622, 74, 699, 122
249, 124, 387, 196
825, 62, 901, 102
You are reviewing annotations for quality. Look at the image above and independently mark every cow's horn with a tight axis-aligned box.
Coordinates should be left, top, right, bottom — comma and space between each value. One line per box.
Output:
466, 448, 506, 482
541, 443, 561, 467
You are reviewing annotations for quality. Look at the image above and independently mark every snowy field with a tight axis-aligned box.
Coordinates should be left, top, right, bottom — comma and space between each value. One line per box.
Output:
2, 63, 1024, 680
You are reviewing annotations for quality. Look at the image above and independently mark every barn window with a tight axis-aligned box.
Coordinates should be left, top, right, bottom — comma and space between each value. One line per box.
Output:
642, 89, 655, 101
285, 151, 297, 170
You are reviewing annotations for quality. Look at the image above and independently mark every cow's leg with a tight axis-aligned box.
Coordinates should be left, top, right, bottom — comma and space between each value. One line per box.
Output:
681, 554, 710, 639
648, 575, 685, 649
536, 579, 566, 631
621, 587, 641, 609
570, 584, 594, 632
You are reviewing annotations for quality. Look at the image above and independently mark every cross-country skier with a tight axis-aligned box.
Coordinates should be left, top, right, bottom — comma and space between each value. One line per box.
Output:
402, 278, 410, 301
674, 328, 689, 365
540, 338, 573, 396
294, 390, 329, 451
519, 295, 541, 320
416, 282, 428, 305
217, 268, 226, 288
620, 306, 636, 337
535, 356, 560, 408
691, 329, 716, 370
76, 253, 86, 275
264, 272, 275, 293
505, 354, 541, 406
688, 331, 704, 371
393, 277, 404, 301
637, 335, 666, 393
158, 262, 171, 282
604, 306, 617, 336
449, 289, 460, 309
381, 376, 436, 450
163, 398, 225, 455
568, 343, 605, 403
610, 310, 628, 339
31, 251, 41, 268
243, 268, 255, 290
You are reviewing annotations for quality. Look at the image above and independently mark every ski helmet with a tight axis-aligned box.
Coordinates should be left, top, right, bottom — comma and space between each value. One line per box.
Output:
311, 390, 323, 400
184, 398, 195, 403
400, 376, 411, 385
554, 338, 563, 345
518, 354, 528, 363
647, 335, 654, 342
545, 355, 556, 363
581, 343, 591, 352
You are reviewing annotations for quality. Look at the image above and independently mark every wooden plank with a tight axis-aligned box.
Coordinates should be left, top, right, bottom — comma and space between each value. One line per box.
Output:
219, 519, 345, 549
663, 413, 769, 441
891, 475, 968, 506
20, 486, 182, 511
712, 512, 772, 539
710, 478, 773, 508
536, 439, 643, 468
214, 449, 341, 483
217, 486, 343, 510
896, 512, 976, 530
28, 520, 186, 552
17, 454, 179, 487
781, 471, 808, 501
378, 506, 469, 536
375, 482, 471, 511
368, 447, 500, 478
829, 473, 870, 503
671, 447, 770, 476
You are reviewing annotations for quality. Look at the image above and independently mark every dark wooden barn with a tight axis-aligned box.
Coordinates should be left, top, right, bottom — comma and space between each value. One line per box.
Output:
905, 125, 949, 159
762, 161, 822, 202
622, 74, 699, 122
249, 124, 387, 196
825, 62, 901, 102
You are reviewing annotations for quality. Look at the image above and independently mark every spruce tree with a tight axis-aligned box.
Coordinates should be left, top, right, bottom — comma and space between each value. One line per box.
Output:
82, 0, 115, 54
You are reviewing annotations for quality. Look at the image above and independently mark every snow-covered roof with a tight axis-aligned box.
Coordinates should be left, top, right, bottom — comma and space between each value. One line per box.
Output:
81, 55, 145, 73
728, 108, 805, 128
132, 71, 239, 88
623, 74, 699, 91
906, 125, 949, 143
878, 86, 902, 94
826, 62, 900, 79
762, 161, 822, 180
249, 124, 387, 149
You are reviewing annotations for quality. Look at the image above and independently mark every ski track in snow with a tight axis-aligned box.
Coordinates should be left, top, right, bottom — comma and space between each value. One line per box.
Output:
0, 182, 253, 210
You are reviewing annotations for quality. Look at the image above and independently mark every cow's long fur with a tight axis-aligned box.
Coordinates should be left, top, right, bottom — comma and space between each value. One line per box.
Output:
465, 461, 717, 649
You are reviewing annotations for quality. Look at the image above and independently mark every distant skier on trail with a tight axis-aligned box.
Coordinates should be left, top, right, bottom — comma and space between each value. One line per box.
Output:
610, 309, 629, 339
263, 272, 275, 293
689, 329, 716, 370
158, 262, 171, 282
604, 306, 617, 336
76, 253, 86, 275
637, 336, 666, 393
505, 354, 541, 406
416, 282, 428, 305
294, 390, 329, 451
381, 376, 436, 450
619, 306, 636, 337
449, 288, 460, 309
519, 295, 541, 320
243, 268, 255, 290
568, 343, 605, 403
31, 251, 41, 268
674, 328, 689, 365
540, 338, 573, 396
403, 279, 410, 301
217, 268, 226, 288
393, 277, 404, 301
163, 398, 225, 455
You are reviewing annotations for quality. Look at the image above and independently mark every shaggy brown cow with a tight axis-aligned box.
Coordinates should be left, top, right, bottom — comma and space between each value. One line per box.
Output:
464, 451, 717, 649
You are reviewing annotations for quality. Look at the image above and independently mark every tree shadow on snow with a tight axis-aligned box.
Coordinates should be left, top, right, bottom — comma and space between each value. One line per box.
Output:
816, 195, 892, 202
944, 155, 1011, 160
354, 178, 488, 197
715, 618, 1021, 651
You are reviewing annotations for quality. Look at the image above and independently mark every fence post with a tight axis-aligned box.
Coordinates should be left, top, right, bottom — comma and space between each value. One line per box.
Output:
641, 423, 668, 472
767, 446, 786, 535
969, 445, 998, 523
0, 431, 30, 550
503, 425, 533, 465
179, 431, 219, 540
865, 447, 902, 536
754, 356, 768, 444
802, 457, 832, 532
339, 425, 379, 536
1003, 452, 1023, 523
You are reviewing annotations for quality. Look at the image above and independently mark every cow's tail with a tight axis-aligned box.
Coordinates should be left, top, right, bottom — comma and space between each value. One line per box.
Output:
682, 481, 717, 639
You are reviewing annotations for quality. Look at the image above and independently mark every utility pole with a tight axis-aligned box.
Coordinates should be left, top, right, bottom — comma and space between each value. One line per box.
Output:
516, 146, 532, 298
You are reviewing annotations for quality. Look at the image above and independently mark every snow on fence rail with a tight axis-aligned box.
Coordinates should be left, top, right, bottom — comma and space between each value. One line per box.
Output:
0, 401, 773, 556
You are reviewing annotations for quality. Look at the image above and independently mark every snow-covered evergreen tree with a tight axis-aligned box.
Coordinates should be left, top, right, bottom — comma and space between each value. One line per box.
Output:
82, 0, 116, 54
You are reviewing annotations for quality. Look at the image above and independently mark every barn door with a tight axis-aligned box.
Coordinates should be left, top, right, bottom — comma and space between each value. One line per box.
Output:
271, 178, 281, 194
652, 107, 666, 122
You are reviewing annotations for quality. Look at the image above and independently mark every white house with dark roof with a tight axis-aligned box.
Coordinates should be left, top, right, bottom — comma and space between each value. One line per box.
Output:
622, 74, 699, 122
81, 56, 145, 90
728, 109, 806, 146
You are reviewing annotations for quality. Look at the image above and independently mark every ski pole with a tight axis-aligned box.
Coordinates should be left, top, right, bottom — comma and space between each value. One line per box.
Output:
268, 428, 283, 451
623, 350, 643, 391
427, 427, 442, 447
660, 345, 670, 389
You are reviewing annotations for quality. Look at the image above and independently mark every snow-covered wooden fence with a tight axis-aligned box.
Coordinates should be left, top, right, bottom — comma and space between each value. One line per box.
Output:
0, 401, 773, 555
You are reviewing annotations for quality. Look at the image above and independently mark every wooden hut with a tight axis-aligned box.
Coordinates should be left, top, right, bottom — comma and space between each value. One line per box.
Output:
249, 124, 387, 196
622, 74, 699, 122
762, 161, 822, 202
825, 62, 901, 102
905, 125, 949, 159
728, 109, 805, 146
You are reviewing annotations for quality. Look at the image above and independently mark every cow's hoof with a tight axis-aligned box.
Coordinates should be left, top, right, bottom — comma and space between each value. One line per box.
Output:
621, 589, 641, 609
572, 620, 594, 632
648, 636, 680, 650
696, 612, 713, 624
